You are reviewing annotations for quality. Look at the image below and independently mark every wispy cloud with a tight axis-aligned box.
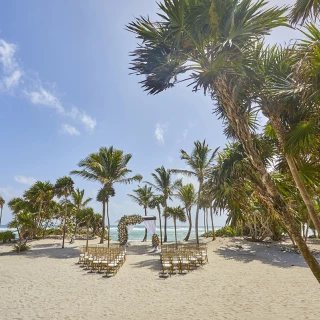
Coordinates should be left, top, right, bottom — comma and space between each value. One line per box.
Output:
155, 123, 168, 144
60, 124, 80, 136
0, 38, 96, 134
14, 175, 37, 186
0, 187, 15, 198
183, 129, 188, 139
0, 39, 22, 91
25, 85, 64, 113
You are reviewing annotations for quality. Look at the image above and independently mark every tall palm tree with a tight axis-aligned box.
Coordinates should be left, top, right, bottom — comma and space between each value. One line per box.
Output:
145, 166, 181, 242
290, 0, 320, 24
96, 185, 115, 247
164, 206, 186, 248
71, 146, 142, 246
128, 184, 154, 241
149, 195, 166, 245
77, 207, 95, 251
128, 0, 320, 281
0, 196, 5, 225
70, 188, 92, 236
172, 140, 218, 245
24, 181, 54, 236
54, 176, 74, 249
176, 184, 196, 241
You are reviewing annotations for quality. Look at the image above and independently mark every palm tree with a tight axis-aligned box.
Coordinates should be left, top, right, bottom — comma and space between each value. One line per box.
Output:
24, 181, 54, 236
128, 184, 154, 241
176, 184, 196, 241
0, 196, 5, 225
149, 195, 166, 245
70, 188, 92, 236
71, 146, 142, 246
96, 185, 115, 247
145, 166, 181, 242
54, 176, 74, 249
128, 0, 320, 281
172, 140, 218, 245
164, 206, 186, 248
77, 207, 95, 251
290, 0, 320, 24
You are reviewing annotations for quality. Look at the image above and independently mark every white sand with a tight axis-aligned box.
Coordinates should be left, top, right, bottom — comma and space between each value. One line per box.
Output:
0, 237, 319, 320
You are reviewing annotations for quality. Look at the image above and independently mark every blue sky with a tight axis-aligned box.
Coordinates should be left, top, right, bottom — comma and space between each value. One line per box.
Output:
0, 0, 300, 226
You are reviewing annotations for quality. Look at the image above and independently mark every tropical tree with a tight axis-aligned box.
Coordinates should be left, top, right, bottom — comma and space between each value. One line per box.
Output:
172, 140, 218, 245
176, 184, 196, 241
0, 196, 5, 225
24, 181, 54, 236
77, 207, 95, 251
128, 0, 320, 281
128, 184, 154, 241
290, 0, 320, 24
164, 206, 186, 248
149, 195, 166, 245
96, 185, 115, 247
145, 166, 181, 242
71, 146, 142, 246
70, 188, 92, 236
54, 176, 74, 249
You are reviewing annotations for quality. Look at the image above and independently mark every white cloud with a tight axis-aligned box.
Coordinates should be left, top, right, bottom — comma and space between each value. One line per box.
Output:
26, 85, 64, 113
175, 172, 199, 189
155, 123, 168, 144
0, 187, 15, 198
0, 38, 96, 133
0, 39, 22, 91
60, 124, 80, 136
14, 175, 37, 186
183, 129, 188, 139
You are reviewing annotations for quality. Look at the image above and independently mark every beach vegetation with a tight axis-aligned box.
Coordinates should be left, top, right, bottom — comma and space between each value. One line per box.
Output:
164, 206, 186, 248
0, 231, 15, 243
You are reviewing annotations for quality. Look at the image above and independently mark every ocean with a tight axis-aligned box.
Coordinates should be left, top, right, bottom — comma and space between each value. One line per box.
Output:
0, 225, 222, 242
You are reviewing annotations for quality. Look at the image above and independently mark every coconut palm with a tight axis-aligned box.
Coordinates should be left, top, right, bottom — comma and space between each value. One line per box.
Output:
128, 0, 320, 281
164, 206, 186, 248
176, 184, 196, 241
149, 195, 166, 245
54, 176, 74, 248
71, 146, 142, 246
0, 196, 5, 225
96, 185, 115, 247
70, 188, 92, 236
128, 184, 154, 241
290, 0, 320, 25
172, 140, 218, 245
145, 166, 181, 242
24, 181, 54, 235
77, 207, 95, 251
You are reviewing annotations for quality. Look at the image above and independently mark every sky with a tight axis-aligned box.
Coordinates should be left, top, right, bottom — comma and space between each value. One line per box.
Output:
0, 0, 300, 226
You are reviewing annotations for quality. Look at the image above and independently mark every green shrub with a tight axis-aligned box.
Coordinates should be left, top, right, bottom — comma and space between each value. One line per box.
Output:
0, 231, 16, 243
45, 228, 63, 236
201, 226, 243, 238
12, 243, 30, 252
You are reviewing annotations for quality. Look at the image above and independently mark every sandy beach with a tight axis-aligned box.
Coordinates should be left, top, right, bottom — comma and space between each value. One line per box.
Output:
0, 237, 319, 320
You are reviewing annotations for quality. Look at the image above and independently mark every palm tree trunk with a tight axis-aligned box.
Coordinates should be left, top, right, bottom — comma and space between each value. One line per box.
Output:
268, 114, 320, 236
157, 205, 163, 246
206, 209, 209, 233
203, 209, 206, 236
305, 217, 310, 243
100, 201, 106, 244
174, 217, 177, 248
62, 196, 67, 249
86, 222, 89, 252
164, 199, 168, 243
184, 208, 192, 241
195, 181, 203, 246
107, 200, 110, 248
0, 206, 3, 225
210, 206, 215, 241
142, 207, 147, 242
215, 77, 320, 282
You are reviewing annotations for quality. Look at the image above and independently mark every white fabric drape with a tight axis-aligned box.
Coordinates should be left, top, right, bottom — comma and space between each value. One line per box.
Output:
143, 219, 156, 235
127, 225, 134, 235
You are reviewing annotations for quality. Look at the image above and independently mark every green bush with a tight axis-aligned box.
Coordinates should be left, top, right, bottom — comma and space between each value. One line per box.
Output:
45, 228, 63, 236
0, 231, 16, 243
12, 243, 30, 252
201, 226, 243, 238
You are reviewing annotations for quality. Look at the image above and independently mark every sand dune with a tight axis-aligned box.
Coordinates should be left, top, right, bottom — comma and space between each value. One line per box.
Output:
0, 237, 319, 320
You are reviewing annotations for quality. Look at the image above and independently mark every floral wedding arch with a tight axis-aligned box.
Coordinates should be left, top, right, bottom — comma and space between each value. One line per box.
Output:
117, 214, 159, 248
